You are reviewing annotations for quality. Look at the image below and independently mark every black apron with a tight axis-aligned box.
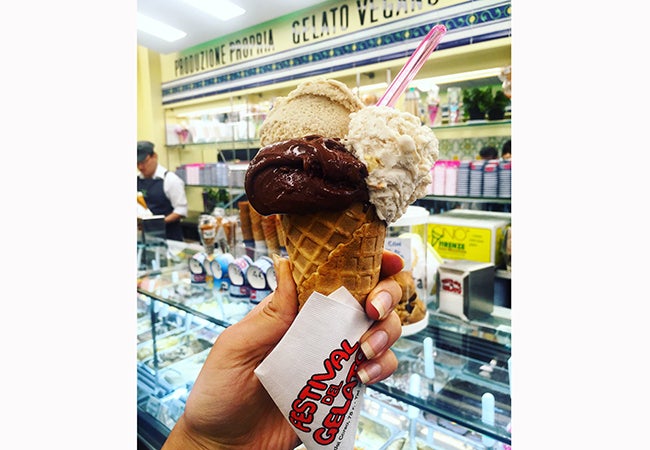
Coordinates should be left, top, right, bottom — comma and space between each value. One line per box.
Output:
138, 172, 184, 241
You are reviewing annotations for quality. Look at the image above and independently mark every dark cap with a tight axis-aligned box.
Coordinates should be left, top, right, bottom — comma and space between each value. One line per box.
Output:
137, 141, 154, 163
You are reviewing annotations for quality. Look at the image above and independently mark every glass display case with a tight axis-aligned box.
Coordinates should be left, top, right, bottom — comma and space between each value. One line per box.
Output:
136, 241, 512, 449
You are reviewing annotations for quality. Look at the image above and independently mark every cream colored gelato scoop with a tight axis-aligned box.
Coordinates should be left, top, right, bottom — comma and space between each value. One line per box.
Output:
345, 105, 439, 224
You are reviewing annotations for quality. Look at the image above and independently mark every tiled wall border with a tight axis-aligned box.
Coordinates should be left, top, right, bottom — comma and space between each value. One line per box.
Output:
440, 136, 510, 161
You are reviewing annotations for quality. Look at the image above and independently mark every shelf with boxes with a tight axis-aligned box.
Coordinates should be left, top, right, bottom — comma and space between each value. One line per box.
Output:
164, 99, 268, 147
162, 103, 266, 209
166, 119, 511, 189
160, 73, 512, 224
164, 142, 260, 178
168, 146, 253, 225
417, 145, 512, 217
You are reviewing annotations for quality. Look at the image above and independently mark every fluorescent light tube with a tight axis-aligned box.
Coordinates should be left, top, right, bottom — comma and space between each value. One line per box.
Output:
357, 82, 388, 93
138, 13, 187, 42
176, 103, 252, 117
413, 68, 504, 88
183, 0, 246, 21
357, 68, 502, 93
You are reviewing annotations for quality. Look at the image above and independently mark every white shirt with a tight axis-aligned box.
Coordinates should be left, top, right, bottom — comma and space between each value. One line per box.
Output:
138, 164, 188, 218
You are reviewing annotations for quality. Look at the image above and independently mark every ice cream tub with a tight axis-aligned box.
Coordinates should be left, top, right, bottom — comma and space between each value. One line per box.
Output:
209, 253, 234, 279
227, 255, 253, 286
246, 256, 273, 290
188, 252, 210, 284
385, 205, 437, 301
266, 264, 277, 291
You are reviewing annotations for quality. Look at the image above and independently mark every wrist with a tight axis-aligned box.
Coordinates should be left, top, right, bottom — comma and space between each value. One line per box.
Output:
162, 416, 243, 450
162, 416, 209, 450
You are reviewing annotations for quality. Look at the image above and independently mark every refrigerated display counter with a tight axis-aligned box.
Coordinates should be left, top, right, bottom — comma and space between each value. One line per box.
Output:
137, 253, 511, 449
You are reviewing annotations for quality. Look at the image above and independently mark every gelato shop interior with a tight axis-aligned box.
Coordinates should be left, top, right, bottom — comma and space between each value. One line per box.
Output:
138, 1, 513, 448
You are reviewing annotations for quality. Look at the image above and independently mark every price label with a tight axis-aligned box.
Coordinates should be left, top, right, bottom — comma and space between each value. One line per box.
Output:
384, 237, 412, 270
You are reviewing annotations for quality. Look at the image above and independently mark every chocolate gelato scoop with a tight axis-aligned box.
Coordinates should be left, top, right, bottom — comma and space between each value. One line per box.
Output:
245, 135, 370, 215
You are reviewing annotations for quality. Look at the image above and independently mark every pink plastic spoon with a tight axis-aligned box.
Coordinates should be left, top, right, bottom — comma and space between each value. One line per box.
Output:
377, 24, 447, 107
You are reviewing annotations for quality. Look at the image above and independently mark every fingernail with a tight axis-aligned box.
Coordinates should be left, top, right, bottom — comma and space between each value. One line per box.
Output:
361, 330, 388, 360
357, 362, 381, 384
370, 291, 392, 320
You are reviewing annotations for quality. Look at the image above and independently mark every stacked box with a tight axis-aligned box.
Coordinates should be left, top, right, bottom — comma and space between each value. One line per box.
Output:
437, 259, 494, 321
427, 214, 509, 266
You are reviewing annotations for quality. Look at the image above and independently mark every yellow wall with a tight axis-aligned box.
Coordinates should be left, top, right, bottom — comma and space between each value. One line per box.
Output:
139, 45, 208, 210
137, 46, 167, 164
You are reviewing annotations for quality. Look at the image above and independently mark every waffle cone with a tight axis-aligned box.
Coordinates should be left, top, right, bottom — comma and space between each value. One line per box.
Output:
281, 203, 386, 309
249, 206, 266, 242
137, 192, 148, 209
261, 214, 281, 255
275, 214, 287, 248
238, 201, 254, 241
222, 217, 237, 250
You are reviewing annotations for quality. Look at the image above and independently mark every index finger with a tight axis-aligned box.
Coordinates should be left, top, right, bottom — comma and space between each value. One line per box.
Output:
365, 251, 404, 322
379, 250, 404, 279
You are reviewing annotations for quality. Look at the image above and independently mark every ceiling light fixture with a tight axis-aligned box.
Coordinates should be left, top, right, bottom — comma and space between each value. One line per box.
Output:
356, 68, 503, 93
137, 13, 187, 42
176, 104, 250, 118
183, 0, 246, 21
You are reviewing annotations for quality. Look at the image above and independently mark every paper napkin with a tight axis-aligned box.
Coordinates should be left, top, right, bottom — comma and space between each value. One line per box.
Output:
254, 287, 374, 450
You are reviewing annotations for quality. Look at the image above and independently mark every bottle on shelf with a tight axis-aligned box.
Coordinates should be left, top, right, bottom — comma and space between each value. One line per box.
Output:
426, 85, 442, 127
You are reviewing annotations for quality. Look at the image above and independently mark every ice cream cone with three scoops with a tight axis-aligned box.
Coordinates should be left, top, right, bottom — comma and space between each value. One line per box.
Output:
245, 78, 438, 309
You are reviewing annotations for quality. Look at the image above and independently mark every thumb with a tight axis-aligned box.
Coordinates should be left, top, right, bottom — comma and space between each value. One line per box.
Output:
234, 254, 298, 349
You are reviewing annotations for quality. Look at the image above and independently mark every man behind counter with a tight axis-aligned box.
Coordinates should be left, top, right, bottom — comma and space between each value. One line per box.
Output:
137, 141, 188, 241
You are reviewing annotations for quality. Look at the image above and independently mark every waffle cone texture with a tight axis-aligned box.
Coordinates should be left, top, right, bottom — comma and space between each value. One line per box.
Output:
261, 214, 282, 255
280, 202, 386, 309
238, 201, 254, 241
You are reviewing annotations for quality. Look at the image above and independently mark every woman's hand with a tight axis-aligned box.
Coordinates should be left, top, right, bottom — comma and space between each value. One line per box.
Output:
162, 251, 405, 450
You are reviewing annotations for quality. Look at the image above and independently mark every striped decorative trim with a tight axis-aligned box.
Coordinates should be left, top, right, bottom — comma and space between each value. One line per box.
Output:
162, 2, 511, 105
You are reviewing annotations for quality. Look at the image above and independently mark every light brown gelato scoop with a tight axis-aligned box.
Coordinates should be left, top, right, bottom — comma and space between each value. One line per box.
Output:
259, 78, 365, 146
